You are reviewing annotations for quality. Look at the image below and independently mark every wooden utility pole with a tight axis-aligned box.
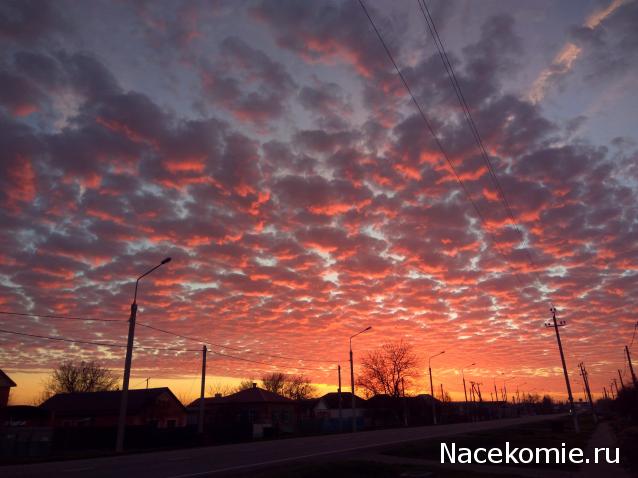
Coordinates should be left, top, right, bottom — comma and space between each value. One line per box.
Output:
578, 362, 597, 423
618, 369, 625, 390
338, 364, 343, 432
198, 345, 207, 434
626, 346, 637, 387
545, 307, 579, 432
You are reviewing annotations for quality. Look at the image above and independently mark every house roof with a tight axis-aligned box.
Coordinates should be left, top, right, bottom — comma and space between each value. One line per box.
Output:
0, 370, 17, 388
40, 387, 185, 415
188, 385, 290, 408
317, 392, 366, 409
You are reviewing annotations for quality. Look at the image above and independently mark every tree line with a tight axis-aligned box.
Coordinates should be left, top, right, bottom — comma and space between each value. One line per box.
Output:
34, 341, 426, 404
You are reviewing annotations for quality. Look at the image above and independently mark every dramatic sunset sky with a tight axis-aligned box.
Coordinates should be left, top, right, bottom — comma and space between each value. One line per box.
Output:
1, 0, 637, 405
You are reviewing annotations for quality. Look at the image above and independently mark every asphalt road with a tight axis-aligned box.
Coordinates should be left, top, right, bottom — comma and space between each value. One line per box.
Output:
2, 414, 566, 478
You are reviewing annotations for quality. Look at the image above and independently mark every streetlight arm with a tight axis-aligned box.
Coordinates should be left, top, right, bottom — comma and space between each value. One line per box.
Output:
428, 350, 445, 368
350, 326, 372, 350
133, 257, 171, 303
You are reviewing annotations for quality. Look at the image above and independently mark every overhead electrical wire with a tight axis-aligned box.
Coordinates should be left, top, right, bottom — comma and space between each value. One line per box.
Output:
0, 309, 337, 366
416, 0, 550, 299
0, 327, 198, 352
137, 321, 335, 364
0, 326, 330, 371
358, 0, 528, 292
0, 310, 124, 323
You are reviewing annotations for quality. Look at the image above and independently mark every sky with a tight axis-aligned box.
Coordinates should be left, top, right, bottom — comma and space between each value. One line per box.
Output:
1, 0, 637, 405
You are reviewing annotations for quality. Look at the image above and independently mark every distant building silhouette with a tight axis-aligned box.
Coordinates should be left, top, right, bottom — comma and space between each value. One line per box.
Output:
188, 383, 295, 439
41, 387, 186, 428
0, 370, 16, 408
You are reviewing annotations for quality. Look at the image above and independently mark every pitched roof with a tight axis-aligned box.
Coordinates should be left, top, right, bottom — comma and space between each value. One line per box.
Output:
188, 385, 290, 408
0, 370, 17, 388
317, 392, 366, 409
40, 387, 184, 415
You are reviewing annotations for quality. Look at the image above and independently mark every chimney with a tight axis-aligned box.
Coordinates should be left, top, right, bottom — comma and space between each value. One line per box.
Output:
252, 382, 257, 389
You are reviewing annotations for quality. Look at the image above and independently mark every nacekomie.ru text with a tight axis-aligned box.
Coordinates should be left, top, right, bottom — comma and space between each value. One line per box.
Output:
440, 442, 619, 465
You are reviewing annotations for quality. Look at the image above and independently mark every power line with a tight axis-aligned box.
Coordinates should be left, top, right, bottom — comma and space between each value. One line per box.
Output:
0, 310, 124, 323
0, 309, 337, 366
0, 328, 329, 371
0, 327, 197, 352
416, 0, 550, 300
137, 321, 335, 364
358, 0, 528, 292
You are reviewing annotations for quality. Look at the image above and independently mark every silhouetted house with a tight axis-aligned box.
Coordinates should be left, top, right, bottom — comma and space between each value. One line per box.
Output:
317, 392, 366, 430
365, 394, 405, 428
188, 383, 295, 439
40, 387, 186, 428
2, 405, 51, 427
406, 394, 443, 425
0, 370, 17, 408
0, 406, 53, 459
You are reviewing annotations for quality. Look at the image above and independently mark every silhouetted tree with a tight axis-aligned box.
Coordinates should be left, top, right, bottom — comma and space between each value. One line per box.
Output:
261, 372, 316, 399
357, 341, 419, 398
261, 372, 286, 395
235, 378, 257, 392
207, 381, 235, 397
282, 374, 316, 400
42, 360, 118, 400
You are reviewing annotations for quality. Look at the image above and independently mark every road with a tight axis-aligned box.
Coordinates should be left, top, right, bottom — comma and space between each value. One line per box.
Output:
2, 414, 565, 478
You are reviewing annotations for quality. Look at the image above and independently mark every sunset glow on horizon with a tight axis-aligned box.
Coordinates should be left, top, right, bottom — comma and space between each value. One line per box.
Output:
1, 0, 637, 406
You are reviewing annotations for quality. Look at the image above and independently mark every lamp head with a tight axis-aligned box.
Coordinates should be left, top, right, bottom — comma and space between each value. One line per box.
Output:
161, 257, 172, 264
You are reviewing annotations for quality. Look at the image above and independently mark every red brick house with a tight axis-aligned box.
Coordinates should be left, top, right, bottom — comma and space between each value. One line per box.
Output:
40, 387, 186, 428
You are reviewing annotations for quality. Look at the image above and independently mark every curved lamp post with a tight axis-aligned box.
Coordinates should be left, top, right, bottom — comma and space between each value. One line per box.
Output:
116, 257, 171, 453
461, 362, 476, 404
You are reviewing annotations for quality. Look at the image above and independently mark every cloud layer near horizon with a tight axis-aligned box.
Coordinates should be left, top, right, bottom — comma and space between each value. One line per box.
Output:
1, 0, 637, 399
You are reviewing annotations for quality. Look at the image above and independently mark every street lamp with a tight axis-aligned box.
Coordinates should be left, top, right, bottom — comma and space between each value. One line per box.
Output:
350, 326, 371, 432
116, 257, 171, 453
461, 362, 476, 404
429, 351, 445, 425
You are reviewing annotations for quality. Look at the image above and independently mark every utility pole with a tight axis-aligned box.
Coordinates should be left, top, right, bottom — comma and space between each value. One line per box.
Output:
350, 326, 371, 432
429, 351, 444, 425
462, 362, 475, 407
545, 307, 579, 432
403, 377, 408, 426
116, 257, 171, 453
612, 378, 619, 396
463, 374, 468, 403
198, 345, 207, 434
429, 367, 436, 424
626, 345, 637, 387
145, 378, 150, 389
493, 379, 498, 402
338, 364, 343, 432
618, 369, 625, 390
578, 362, 597, 424
350, 347, 355, 432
